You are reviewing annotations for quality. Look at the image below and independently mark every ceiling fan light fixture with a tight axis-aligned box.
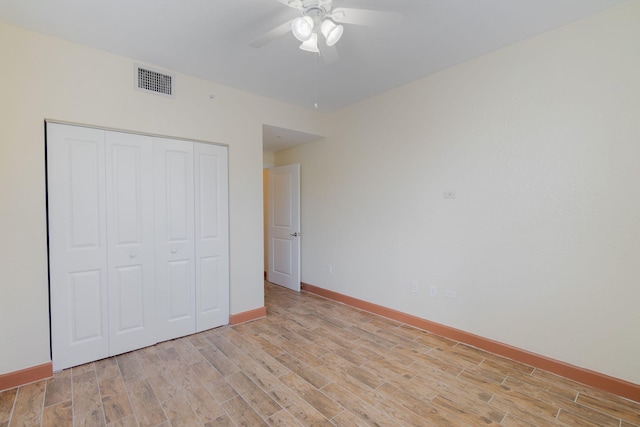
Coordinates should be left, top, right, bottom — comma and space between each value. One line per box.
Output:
320, 19, 343, 46
291, 16, 314, 41
299, 32, 319, 52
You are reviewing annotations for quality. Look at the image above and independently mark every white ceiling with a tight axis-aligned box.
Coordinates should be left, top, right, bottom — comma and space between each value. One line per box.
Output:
0, 0, 628, 113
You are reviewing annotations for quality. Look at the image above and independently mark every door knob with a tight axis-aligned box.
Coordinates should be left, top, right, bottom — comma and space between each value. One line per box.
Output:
129, 253, 137, 259
171, 248, 177, 254
290, 232, 300, 237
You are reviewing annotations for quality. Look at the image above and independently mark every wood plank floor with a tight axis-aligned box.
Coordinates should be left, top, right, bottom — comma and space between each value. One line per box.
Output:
1, 281, 639, 426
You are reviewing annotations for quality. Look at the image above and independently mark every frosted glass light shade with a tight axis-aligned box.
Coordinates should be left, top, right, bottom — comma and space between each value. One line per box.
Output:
299, 33, 319, 52
320, 19, 343, 46
291, 16, 314, 42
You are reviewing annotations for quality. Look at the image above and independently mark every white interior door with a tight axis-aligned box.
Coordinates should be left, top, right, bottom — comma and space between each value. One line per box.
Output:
194, 143, 229, 331
154, 138, 196, 341
105, 131, 156, 355
47, 123, 110, 371
267, 164, 300, 291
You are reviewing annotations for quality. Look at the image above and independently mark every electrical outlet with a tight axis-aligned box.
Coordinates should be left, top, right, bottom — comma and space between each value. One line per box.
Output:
430, 285, 437, 297
327, 264, 333, 274
411, 281, 418, 293
444, 289, 456, 299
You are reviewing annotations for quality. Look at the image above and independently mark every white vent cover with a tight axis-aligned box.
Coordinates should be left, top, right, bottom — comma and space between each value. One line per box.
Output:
134, 64, 175, 97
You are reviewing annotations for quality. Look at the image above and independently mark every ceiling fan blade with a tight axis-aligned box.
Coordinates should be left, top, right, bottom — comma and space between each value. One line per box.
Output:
249, 21, 292, 48
318, 39, 339, 64
331, 7, 402, 27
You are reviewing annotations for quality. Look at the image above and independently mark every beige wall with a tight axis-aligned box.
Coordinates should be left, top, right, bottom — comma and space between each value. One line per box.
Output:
0, 22, 325, 375
276, 2, 640, 384
263, 151, 275, 167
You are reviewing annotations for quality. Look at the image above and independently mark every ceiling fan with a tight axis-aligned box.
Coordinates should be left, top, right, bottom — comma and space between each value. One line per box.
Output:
249, 0, 401, 62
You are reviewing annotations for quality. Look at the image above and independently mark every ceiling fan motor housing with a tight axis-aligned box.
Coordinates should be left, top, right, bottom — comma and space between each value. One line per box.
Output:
299, 0, 332, 10
292, 0, 333, 42
292, 0, 344, 52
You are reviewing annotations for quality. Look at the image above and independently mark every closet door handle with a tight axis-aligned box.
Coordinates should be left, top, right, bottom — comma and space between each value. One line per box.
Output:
171, 248, 177, 254
129, 253, 137, 259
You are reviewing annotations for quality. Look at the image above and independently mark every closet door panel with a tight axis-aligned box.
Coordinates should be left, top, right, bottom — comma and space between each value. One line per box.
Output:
105, 132, 156, 355
68, 271, 104, 341
154, 138, 196, 341
47, 123, 109, 371
113, 266, 144, 329
167, 260, 191, 318
194, 143, 229, 331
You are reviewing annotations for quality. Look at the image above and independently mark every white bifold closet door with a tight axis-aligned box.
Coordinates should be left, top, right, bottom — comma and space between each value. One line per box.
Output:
105, 131, 156, 355
193, 142, 229, 331
154, 139, 229, 340
48, 123, 229, 371
154, 138, 196, 341
48, 125, 111, 371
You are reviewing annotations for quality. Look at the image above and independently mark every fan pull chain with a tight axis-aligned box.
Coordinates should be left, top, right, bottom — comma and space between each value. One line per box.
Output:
313, 52, 319, 109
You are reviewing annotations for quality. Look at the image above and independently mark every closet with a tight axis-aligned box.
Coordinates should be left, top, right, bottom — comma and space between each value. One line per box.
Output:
47, 123, 229, 371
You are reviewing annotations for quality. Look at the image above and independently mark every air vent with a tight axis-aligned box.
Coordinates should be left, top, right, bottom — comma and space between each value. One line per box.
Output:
135, 64, 175, 97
